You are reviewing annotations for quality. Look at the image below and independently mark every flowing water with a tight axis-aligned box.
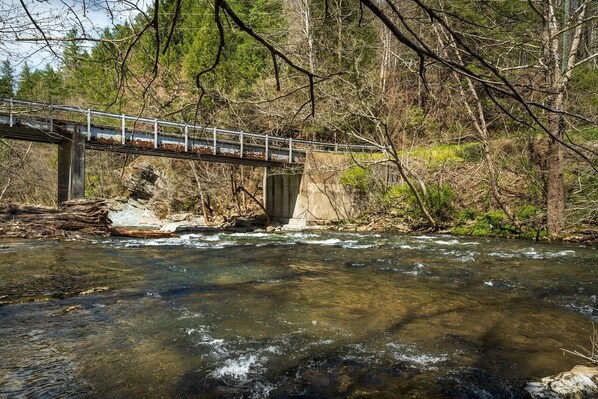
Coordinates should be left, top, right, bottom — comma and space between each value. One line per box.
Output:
0, 232, 597, 398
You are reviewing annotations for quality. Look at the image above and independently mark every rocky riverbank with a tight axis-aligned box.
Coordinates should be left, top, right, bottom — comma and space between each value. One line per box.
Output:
524, 365, 598, 399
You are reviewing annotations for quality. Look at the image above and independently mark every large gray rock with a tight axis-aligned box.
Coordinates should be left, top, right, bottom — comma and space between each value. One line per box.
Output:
109, 203, 163, 228
524, 365, 598, 399
124, 163, 160, 200
160, 217, 207, 233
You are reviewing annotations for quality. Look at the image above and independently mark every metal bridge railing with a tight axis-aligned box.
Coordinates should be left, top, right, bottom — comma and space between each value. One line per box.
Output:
0, 98, 380, 163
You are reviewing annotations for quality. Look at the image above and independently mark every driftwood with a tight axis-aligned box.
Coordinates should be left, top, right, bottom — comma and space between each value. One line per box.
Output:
109, 227, 177, 238
0, 198, 112, 238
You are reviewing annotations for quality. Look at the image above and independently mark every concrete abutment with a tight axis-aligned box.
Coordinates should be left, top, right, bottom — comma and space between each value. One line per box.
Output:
264, 152, 356, 224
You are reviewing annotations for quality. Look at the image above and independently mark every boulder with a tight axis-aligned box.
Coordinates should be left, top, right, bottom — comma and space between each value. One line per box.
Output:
524, 365, 598, 399
160, 217, 207, 233
169, 213, 193, 222
124, 163, 160, 201
109, 202, 162, 228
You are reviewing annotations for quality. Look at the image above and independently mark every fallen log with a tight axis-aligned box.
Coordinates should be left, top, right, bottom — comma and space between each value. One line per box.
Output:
0, 198, 112, 238
109, 227, 178, 238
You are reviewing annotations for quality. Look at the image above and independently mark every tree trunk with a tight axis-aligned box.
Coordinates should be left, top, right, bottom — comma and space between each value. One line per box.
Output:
546, 114, 565, 236
189, 161, 210, 224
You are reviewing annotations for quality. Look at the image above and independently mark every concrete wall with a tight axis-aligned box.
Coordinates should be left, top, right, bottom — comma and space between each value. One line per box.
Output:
264, 172, 302, 222
265, 152, 355, 223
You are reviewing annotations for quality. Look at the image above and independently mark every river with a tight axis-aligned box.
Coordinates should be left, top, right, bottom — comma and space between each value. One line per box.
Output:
0, 232, 596, 398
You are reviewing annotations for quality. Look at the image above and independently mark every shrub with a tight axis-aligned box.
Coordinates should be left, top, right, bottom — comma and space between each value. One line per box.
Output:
452, 210, 519, 237
340, 166, 374, 195
388, 182, 456, 224
340, 166, 377, 211
516, 205, 541, 223
423, 183, 456, 223
455, 143, 483, 162
457, 208, 480, 222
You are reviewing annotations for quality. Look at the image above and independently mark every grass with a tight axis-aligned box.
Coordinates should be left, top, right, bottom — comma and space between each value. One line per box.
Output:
574, 126, 598, 141
407, 144, 467, 168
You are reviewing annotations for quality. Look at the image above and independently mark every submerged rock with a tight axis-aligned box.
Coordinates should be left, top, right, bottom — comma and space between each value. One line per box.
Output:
79, 286, 110, 296
441, 367, 522, 398
524, 365, 598, 399
52, 304, 82, 316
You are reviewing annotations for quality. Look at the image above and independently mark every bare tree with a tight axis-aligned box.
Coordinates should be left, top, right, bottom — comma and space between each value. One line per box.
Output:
2, 0, 596, 234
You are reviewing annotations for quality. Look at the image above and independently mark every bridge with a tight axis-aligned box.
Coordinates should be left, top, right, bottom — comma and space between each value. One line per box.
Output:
0, 98, 378, 221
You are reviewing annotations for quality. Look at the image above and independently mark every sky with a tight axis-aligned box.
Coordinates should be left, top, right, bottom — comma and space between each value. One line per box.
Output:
0, 0, 147, 73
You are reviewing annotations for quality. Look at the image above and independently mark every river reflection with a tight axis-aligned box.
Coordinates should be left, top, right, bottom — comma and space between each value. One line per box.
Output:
0, 232, 596, 398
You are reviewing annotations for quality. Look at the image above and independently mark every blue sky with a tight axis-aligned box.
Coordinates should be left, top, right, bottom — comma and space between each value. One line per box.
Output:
1, 0, 147, 73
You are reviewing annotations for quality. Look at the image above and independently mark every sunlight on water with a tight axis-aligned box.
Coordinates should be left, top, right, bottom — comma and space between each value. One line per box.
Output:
0, 232, 596, 397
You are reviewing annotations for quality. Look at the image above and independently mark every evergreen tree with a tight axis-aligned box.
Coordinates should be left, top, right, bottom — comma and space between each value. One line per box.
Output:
16, 62, 34, 99
39, 64, 65, 101
0, 59, 15, 97
63, 29, 84, 71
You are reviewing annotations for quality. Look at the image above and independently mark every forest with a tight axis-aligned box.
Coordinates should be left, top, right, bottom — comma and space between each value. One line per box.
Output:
0, 0, 597, 239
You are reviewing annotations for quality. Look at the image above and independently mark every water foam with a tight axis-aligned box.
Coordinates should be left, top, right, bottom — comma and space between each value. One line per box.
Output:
341, 241, 375, 249
303, 238, 342, 246
387, 343, 448, 370
213, 354, 260, 381
489, 248, 576, 260
185, 327, 229, 357
228, 232, 271, 238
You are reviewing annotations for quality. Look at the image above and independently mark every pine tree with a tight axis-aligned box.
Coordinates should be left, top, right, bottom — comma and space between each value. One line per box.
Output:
16, 61, 33, 98
0, 59, 15, 97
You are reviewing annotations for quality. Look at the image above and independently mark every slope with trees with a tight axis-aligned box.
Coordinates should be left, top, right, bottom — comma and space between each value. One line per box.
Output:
0, 0, 596, 238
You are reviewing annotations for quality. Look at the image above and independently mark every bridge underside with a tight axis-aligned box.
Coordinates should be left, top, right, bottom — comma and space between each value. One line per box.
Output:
86, 142, 292, 168
0, 117, 352, 224
0, 99, 378, 223
0, 123, 303, 210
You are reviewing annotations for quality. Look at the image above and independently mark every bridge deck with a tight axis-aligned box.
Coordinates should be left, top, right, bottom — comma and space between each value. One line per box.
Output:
0, 99, 378, 167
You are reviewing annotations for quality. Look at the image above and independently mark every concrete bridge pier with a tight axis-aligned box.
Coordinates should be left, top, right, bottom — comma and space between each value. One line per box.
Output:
263, 152, 356, 225
57, 129, 85, 204
263, 169, 302, 223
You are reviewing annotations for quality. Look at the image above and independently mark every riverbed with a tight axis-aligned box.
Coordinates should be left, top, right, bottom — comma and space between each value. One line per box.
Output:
0, 232, 596, 397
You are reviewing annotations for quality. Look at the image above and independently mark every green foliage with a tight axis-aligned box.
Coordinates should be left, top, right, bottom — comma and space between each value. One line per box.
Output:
516, 205, 541, 223
455, 143, 483, 162
405, 107, 426, 128
388, 183, 456, 224
181, 0, 284, 99
574, 126, 598, 141
570, 64, 598, 113
16, 62, 33, 98
452, 210, 518, 237
408, 144, 467, 168
17, 64, 65, 102
340, 166, 373, 195
453, 208, 547, 239
0, 59, 15, 97
85, 174, 101, 197
422, 183, 456, 223
382, 184, 409, 205
457, 208, 480, 222
571, 65, 598, 92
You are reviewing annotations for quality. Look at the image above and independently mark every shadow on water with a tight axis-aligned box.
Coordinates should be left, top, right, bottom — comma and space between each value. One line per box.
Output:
173, 295, 571, 398
0, 234, 596, 398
